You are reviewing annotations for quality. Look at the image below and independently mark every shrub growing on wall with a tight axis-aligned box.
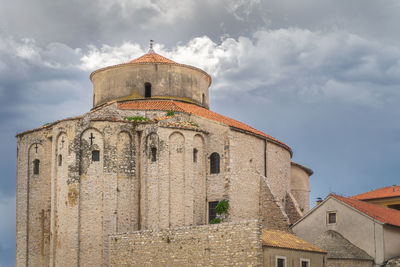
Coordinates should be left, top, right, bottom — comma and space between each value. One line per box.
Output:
216, 200, 229, 215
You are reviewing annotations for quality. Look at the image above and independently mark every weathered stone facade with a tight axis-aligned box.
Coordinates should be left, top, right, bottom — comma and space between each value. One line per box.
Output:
109, 220, 263, 266
16, 50, 313, 266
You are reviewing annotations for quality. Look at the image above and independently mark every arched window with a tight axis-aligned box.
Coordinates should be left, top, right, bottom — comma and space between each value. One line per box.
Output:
151, 147, 157, 162
92, 150, 100, 161
193, 148, 198, 163
210, 152, 220, 174
202, 93, 205, 105
145, 82, 152, 98
58, 154, 62, 166
33, 159, 40, 175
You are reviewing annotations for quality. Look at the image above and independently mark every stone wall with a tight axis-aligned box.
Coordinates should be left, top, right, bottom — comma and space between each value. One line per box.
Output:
109, 220, 263, 267
91, 63, 211, 108
285, 193, 303, 225
17, 101, 296, 266
290, 162, 311, 213
259, 176, 290, 231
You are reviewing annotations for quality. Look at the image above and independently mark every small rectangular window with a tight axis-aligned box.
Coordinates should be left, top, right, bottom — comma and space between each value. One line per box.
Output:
208, 201, 219, 222
301, 259, 310, 267
276, 256, 286, 267
92, 150, 100, 162
328, 212, 336, 224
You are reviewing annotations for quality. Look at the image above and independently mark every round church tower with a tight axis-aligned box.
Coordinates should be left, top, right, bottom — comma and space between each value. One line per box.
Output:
90, 45, 212, 109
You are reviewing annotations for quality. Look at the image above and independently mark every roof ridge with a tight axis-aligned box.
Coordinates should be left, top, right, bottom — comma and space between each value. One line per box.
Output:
351, 185, 400, 200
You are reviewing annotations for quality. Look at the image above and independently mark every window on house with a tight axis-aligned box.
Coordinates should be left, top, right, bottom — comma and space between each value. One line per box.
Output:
210, 152, 220, 174
33, 159, 40, 175
145, 82, 151, 98
151, 147, 157, 162
202, 93, 205, 105
92, 150, 100, 162
276, 256, 286, 267
58, 154, 62, 166
328, 212, 336, 224
193, 148, 198, 163
300, 259, 310, 267
208, 201, 219, 222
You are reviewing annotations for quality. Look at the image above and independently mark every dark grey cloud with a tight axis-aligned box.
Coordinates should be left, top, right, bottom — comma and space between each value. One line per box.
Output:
1, 0, 400, 265
2, 0, 400, 48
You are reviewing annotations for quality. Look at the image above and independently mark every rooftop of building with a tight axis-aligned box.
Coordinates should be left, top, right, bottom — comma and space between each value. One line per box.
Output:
331, 194, 400, 227
351, 185, 400, 201
118, 99, 291, 153
262, 229, 326, 253
313, 230, 373, 260
89, 48, 212, 85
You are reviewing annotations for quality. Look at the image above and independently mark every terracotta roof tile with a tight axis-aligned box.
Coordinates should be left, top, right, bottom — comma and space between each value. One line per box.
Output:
128, 52, 176, 64
351, 186, 400, 200
262, 229, 326, 253
331, 194, 400, 227
118, 100, 291, 153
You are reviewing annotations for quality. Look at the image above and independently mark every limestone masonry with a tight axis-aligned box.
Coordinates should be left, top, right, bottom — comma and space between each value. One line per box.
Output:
16, 47, 313, 266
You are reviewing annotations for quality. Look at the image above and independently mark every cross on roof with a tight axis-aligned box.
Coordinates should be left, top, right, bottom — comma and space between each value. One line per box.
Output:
89, 133, 95, 145
34, 144, 39, 153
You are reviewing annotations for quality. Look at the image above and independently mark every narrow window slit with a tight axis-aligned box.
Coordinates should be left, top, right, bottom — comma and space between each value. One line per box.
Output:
33, 159, 40, 175
92, 150, 100, 161
193, 148, 198, 163
58, 154, 62, 166
151, 147, 157, 162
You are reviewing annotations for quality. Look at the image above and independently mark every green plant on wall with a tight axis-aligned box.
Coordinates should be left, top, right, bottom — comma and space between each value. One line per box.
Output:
124, 116, 148, 122
209, 218, 222, 224
216, 200, 229, 214
166, 110, 175, 116
210, 200, 229, 224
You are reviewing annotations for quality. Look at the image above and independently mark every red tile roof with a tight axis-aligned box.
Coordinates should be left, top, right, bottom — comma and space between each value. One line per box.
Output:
262, 229, 326, 253
351, 186, 400, 200
331, 194, 400, 227
118, 100, 291, 154
128, 52, 177, 64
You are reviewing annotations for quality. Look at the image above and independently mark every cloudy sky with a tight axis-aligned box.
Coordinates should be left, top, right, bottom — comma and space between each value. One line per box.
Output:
1, 0, 400, 265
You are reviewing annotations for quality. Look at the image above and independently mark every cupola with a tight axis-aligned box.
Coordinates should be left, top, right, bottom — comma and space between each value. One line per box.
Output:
90, 41, 212, 109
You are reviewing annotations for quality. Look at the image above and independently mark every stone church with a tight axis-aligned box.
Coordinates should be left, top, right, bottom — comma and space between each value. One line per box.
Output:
16, 44, 316, 266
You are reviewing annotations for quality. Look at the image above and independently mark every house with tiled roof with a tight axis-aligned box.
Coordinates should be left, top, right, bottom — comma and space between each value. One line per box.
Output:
262, 229, 327, 267
351, 185, 400, 211
292, 194, 400, 267
16, 42, 317, 266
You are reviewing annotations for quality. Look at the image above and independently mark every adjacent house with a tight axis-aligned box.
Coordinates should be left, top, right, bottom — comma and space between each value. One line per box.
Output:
351, 185, 400, 211
292, 194, 400, 266
262, 229, 327, 267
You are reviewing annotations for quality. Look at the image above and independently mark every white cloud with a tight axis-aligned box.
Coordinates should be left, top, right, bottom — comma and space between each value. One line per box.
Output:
78, 29, 400, 108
